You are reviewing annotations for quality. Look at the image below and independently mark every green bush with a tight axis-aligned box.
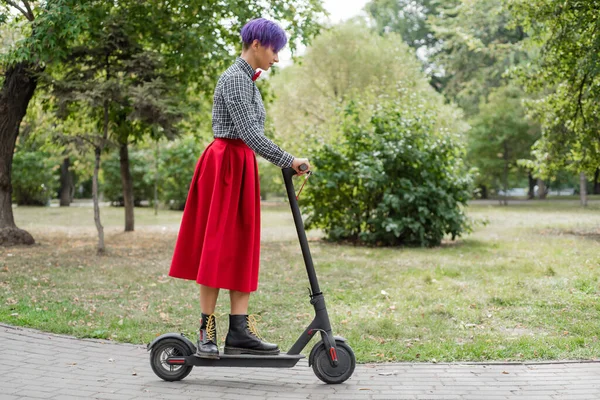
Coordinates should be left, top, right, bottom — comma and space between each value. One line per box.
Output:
303, 100, 474, 247
159, 136, 203, 210
258, 159, 285, 200
12, 149, 60, 206
102, 148, 154, 206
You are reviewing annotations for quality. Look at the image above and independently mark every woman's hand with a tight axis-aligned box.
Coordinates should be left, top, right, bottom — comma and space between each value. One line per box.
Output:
291, 158, 311, 175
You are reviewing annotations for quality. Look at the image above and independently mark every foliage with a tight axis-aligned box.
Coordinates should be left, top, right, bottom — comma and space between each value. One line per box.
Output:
428, 0, 528, 117
468, 85, 539, 195
158, 136, 204, 210
102, 150, 154, 206
366, 0, 441, 50
1, 0, 325, 83
258, 159, 285, 200
113, 0, 325, 93
365, 0, 445, 87
269, 21, 466, 156
303, 99, 473, 247
12, 147, 59, 206
0, 1, 92, 66
49, 10, 186, 142
507, 0, 600, 177
19, 92, 101, 200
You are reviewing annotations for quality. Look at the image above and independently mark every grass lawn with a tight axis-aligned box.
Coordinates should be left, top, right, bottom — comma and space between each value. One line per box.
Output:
1, 198, 599, 363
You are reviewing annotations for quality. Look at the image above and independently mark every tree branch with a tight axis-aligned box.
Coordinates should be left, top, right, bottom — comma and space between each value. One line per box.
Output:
22, 0, 33, 20
5, 1, 33, 21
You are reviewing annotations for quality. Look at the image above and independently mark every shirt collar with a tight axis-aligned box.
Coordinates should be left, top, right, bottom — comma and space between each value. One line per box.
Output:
236, 57, 255, 79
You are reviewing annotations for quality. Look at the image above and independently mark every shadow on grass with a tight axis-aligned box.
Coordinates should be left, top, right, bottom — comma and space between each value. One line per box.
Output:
469, 198, 600, 212
539, 227, 600, 241
302, 236, 489, 251
439, 238, 488, 250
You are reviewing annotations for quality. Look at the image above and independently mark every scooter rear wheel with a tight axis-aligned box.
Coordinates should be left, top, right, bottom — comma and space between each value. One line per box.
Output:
311, 340, 356, 384
150, 338, 193, 381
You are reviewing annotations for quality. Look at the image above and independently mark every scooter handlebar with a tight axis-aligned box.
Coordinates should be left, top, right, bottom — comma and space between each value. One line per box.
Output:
283, 164, 310, 178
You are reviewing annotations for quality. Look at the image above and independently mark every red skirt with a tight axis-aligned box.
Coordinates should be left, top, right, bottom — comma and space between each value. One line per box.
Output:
168, 138, 261, 292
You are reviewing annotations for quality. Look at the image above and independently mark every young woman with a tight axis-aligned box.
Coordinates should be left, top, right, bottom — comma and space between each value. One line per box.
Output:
168, 18, 310, 359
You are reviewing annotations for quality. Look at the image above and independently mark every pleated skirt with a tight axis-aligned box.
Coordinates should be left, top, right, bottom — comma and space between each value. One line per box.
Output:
168, 138, 261, 292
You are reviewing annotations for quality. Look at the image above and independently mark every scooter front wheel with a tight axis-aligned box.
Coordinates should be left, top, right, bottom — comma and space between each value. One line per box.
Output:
311, 340, 356, 384
150, 338, 193, 381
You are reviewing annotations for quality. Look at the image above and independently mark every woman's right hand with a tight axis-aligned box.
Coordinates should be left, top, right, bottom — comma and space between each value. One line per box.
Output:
291, 158, 311, 175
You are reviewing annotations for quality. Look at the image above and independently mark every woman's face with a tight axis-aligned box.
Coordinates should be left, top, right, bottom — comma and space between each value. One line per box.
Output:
255, 41, 279, 71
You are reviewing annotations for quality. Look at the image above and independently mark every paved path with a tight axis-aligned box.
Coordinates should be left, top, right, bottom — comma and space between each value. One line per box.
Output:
1, 324, 599, 400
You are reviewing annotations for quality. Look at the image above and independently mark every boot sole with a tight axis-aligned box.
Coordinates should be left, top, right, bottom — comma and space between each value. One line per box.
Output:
194, 351, 220, 359
224, 346, 280, 356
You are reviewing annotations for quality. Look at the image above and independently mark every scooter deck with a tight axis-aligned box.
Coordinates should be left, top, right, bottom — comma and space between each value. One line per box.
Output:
169, 353, 305, 368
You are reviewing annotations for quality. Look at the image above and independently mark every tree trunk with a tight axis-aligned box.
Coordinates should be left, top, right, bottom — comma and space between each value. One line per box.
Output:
154, 139, 159, 216
119, 142, 135, 232
502, 142, 509, 206
93, 146, 105, 254
537, 178, 547, 200
59, 157, 73, 206
479, 184, 488, 199
94, 92, 110, 255
0, 63, 38, 245
579, 171, 587, 207
527, 171, 536, 200
594, 168, 600, 195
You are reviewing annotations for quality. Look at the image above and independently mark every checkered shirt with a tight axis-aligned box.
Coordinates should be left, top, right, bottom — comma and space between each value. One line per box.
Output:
212, 57, 294, 168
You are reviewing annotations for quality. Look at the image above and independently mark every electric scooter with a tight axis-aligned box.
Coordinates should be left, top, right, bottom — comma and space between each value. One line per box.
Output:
148, 165, 356, 384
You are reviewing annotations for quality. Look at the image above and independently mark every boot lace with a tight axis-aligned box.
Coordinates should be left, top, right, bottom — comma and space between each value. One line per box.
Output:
247, 314, 264, 340
205, 314, 216, 342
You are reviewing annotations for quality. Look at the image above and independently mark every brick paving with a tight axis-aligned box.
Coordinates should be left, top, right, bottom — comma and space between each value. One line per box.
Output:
1, 323, 599, 400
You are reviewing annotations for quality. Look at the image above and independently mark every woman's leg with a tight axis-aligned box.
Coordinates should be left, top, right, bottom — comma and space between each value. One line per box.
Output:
196, 285, 220, 358
229, 290, 250, 314
200, 284, 220, 314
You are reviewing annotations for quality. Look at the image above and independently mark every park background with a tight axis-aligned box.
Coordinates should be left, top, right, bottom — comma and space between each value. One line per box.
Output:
1, 0, 599, 363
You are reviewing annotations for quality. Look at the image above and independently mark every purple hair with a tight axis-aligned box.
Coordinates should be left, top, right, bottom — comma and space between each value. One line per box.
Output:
241, 18, 288, 53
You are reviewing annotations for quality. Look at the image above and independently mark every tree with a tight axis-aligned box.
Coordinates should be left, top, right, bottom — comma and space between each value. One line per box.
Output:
366, 0, 441, 50
428, 0, 527, 117
0, 0, 325, 245
365, 0, 446, 88
51, 14, 183, 232
468, 85, 539, 203
0, 0, 90, 245
269, 21, 467, 155
418, 0, 547, 198
507, 0, 600, 207
366, 1, 543, 198
102, 149, 154, 207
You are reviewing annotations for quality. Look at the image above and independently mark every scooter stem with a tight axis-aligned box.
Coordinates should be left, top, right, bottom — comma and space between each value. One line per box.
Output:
282, 167, 321, 296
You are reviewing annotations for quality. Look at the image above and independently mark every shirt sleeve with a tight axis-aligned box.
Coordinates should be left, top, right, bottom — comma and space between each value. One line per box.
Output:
222, 74, 294, 168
